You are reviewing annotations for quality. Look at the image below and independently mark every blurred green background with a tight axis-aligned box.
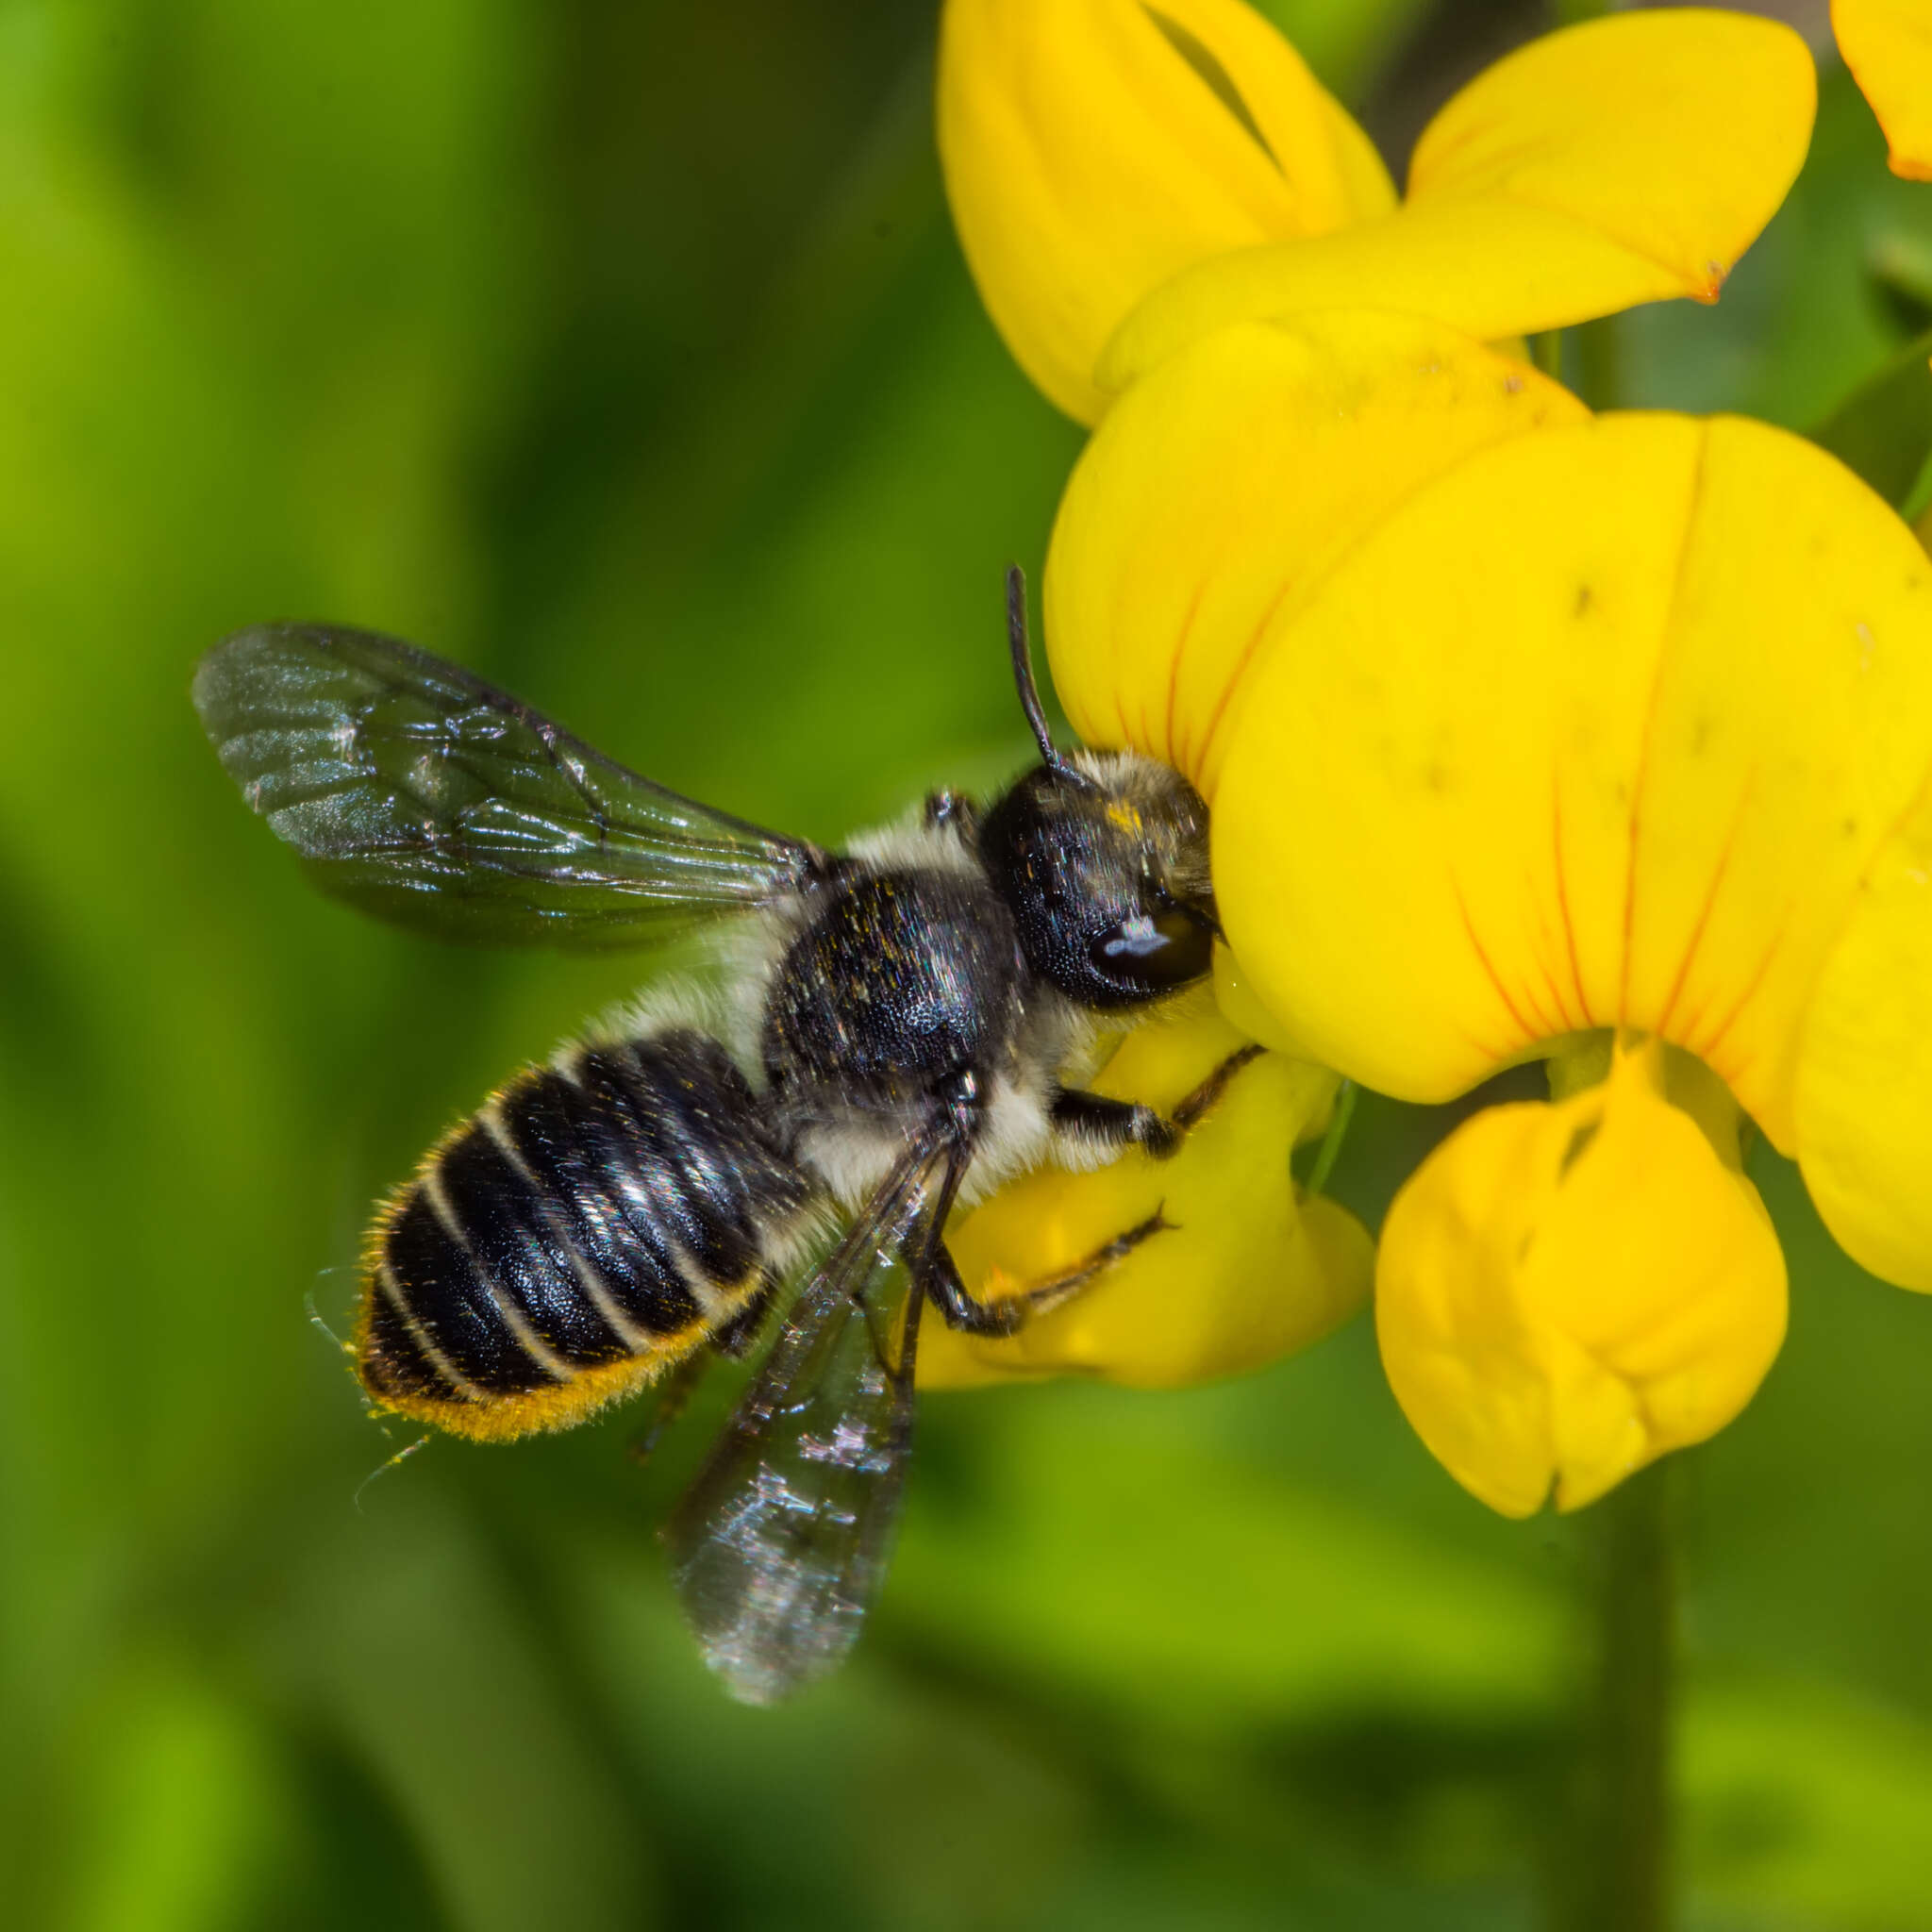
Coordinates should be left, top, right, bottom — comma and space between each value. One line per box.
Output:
6, 1, 1932, 1926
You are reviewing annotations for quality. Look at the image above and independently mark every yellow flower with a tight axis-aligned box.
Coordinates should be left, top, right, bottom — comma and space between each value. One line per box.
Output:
1027, 309, 1932, 1510
938, 0, 1816, 422
924, 310, 1570, 1399
1835, 0, 1932, 180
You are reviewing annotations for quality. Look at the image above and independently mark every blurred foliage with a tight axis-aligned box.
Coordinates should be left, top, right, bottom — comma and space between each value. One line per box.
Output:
4, 3, 1932, 1929
1808, 326, 1932, 519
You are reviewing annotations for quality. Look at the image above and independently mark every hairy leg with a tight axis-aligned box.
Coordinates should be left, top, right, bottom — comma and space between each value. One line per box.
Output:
1049, 1042, 1264, 1160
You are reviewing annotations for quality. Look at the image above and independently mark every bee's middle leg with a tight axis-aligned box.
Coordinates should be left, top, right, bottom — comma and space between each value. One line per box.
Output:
998, 1209, 1171, 1318
921, 1206, 1173, 1337
924, 1046, 1265, 1340
918, 1236, 1024, 1338
1049, 1042, 1265, 1160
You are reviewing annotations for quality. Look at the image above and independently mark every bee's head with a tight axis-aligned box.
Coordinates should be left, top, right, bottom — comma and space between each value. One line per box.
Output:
980, 566, 1216, 1009
978, 754, 1217, 1008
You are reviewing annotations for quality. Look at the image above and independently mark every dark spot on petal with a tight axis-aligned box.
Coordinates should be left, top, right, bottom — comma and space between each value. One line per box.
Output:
1558, 1120, 1600, 1178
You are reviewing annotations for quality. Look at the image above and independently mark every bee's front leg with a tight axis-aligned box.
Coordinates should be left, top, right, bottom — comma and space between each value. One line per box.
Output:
1048, 1043, 1264, 1160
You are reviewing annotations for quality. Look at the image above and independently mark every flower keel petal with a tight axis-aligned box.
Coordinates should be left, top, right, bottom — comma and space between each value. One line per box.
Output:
1376, 1048, 1788, 1517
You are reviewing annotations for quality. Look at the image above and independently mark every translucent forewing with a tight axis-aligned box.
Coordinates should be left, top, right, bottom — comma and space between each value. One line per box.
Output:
664, 1139, 949, 1704
192, 624, 827, 946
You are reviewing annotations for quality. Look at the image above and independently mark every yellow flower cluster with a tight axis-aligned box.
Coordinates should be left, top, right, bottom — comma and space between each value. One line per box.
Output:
939, 0, 1811, 424
926, 0, 1932, 1518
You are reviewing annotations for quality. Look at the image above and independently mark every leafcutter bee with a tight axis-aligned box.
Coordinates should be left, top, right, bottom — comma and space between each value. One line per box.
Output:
194, 570, 1249, 1701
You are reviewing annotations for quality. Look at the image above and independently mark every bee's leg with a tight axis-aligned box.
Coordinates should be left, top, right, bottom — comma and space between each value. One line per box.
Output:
918, 1236, 1025, 1338
1166, 1042, 1265, 1134
1006, 1208, 1170, 1317
626, 1271, 781, 1463
710, 1272, 779, 1359
1049, 1088, 1177, 1158
1049, 1043, 1264, 1161
625, 1348, 712, 1465
921, 1208, 1173, 1339
922, 789, 980, 837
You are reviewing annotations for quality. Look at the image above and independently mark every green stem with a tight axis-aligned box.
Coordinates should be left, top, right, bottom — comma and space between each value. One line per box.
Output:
1304, 1078, 1356, 1197
1562, 1459, 1676, 1932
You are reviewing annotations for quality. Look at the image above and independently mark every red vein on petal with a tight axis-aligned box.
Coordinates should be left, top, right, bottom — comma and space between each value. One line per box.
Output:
1551, 772, 1591, 1024
1165, 578, 1208, 771
1517, 975, 1557, 1039
1695, 906, 1790, 1069
1654, 771, 1755, 1041
1455, 1020, 1507, 1062
1510, 903, 1561, 1038
1452, 873, 1535, 1048
1536, 953, 1574, 1035
1525, 865, 1576, 1032
1194, 575, 1298, 779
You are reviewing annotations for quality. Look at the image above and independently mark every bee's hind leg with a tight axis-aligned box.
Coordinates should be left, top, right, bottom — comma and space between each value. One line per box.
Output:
1004, 1208, 1171, 1319
710, 1273, 779, 1359
626, 1273, 780, 1464
625, 1349, 711, 1465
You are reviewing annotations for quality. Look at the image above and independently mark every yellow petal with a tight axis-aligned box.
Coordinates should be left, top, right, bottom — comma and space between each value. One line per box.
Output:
1796, 793, 1932, 1289
918, 998, 1372, 1390
937, 0, 1394, 423
1211, 413, 1932, 1151
1376, 1044, 1788, 1517
1211, 941, 1313, 1058
1834, 0, 1932, 181
1043, 310, 1586, 794
1100, 9, 1815, 396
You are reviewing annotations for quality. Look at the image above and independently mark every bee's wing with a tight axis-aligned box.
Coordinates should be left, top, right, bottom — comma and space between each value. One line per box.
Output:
193, 623, 829, 947
664, 1136, 952, 1704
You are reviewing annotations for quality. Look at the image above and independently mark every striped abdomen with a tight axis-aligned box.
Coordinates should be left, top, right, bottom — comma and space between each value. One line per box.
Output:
357, 1029, 813, 1441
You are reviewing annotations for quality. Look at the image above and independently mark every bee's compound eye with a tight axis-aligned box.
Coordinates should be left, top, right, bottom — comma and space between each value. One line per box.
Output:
1089, 906, 1214, 991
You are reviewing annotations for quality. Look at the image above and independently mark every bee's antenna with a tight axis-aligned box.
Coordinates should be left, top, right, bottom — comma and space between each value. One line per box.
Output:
1007, 565, 1074, 774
